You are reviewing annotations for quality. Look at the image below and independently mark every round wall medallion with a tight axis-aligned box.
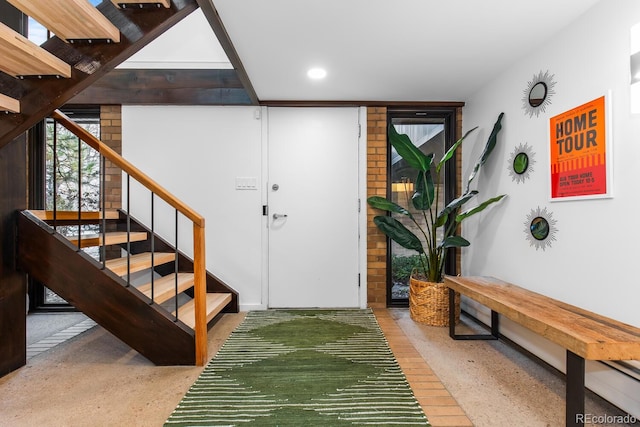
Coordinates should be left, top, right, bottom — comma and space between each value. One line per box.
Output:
524, 206, 558, 250
522, 70, 556, 118
508, 142, 536, 183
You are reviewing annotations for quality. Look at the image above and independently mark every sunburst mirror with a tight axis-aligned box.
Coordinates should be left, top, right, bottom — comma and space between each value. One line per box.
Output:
508, 142, 536, 184
522, 70, 556, 118
524, 206, 558, 250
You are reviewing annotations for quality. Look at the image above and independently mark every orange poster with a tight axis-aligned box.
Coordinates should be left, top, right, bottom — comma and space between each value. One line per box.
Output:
549, 96, 608, 199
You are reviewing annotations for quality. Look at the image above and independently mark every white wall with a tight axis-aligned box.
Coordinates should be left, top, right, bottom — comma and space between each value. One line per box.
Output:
121, 106, 263, 309
118, 9, 231, 70
461, 0, 640, 416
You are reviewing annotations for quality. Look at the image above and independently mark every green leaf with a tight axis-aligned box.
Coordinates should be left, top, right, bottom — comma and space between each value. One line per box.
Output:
466, 113, 504, 192
436, 126, 478, 174
411, 170, 435, 211
440, 235, 470, 249
455, 194, 506, 223
389, 124, 432, 172
435, 212, 448, 228
367, 196, 412, 218
437, 190, 478, 225
373, 216, 424, 253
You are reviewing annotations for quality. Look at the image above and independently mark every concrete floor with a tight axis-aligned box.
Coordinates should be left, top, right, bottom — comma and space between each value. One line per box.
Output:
389, 309, 638, 427
1, 309, 637, 426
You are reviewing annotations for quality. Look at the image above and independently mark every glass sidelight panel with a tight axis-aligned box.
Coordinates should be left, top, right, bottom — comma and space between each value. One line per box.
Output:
387, 109, 458, 306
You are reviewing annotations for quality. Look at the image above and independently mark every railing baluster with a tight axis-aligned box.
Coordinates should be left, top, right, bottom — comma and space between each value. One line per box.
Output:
150, 192, 155, 304
101, 155, 106, 269
52, 120, 57, 232
76, 134, 82, 251
126, 174, 131, 287
174, 209, 179, 322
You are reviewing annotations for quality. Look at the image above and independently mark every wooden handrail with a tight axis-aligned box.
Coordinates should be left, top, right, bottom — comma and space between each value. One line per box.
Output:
52, 109, 208, 365
51, 110, 204, 228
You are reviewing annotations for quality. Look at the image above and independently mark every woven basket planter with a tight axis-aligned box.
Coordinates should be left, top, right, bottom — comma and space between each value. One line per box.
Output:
409, 276, 460, 326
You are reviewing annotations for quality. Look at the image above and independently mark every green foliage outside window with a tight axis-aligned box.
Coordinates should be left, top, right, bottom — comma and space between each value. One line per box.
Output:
45, 120, 101, 212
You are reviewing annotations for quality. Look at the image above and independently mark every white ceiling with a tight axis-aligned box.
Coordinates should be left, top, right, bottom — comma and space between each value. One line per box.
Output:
212, 0, 601, 103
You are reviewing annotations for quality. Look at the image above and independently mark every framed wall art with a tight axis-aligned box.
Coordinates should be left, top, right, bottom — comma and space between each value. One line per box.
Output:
549, 93, 613, 201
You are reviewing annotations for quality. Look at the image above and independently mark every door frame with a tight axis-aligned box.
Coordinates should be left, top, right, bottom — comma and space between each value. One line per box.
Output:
260, 106, 368, 309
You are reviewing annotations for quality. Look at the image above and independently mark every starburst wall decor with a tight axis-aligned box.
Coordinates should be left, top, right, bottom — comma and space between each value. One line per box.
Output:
524, 206, 558, 251
508, 142, 536, 184
522, 70, 556, 118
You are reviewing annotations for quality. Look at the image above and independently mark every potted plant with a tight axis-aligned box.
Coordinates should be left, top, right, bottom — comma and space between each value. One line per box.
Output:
367, 113, 506, 325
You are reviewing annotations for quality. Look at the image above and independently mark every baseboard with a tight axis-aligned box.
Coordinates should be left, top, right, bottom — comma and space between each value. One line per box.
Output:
239, 303, 267, 311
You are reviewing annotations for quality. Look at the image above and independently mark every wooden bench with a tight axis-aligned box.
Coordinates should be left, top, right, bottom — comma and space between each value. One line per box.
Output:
444, 276, 640, 427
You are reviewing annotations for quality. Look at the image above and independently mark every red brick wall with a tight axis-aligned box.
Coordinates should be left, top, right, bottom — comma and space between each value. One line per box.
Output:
100, 105, 122, 260
100, 105, 121, 211
366, 107, 388, 308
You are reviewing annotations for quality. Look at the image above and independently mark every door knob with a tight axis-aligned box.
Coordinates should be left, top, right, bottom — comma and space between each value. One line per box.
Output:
273, 213, 288, 219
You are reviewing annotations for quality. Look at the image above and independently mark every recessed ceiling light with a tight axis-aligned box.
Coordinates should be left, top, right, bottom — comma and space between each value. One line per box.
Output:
307, 68, 327, 80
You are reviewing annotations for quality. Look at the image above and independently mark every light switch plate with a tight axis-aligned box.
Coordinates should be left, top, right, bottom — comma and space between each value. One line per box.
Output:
235, 177, 258, 190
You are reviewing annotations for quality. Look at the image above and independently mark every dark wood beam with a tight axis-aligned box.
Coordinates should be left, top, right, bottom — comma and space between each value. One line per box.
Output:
260, 100, 466, 107
0, 134, 27, 377
68, 68, 252, 105
196, 0, 259, 105
0, 0, 199, 149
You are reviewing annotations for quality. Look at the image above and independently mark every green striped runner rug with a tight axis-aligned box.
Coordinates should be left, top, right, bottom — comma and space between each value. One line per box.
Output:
165, 309, 430, 426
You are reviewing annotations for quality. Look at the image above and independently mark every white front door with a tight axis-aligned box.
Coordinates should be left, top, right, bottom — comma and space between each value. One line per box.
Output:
267, 107, 360, 308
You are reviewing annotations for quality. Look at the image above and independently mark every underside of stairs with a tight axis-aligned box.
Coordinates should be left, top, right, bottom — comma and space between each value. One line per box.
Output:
0, 0, 199, 149
17, 209, 238, 365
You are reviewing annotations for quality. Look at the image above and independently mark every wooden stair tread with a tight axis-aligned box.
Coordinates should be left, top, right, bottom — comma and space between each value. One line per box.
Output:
0, 22, 71, 78
106, 252, 175, 276
112, 0, 170, 8
68, 231, 147, 248
8, 0, 120, 43
175, 293, 232, 329
29, 209, 120, 221
0, 93, 19, 113
138, 272, 194, 304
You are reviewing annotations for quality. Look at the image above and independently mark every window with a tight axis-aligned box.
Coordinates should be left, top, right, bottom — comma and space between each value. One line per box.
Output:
387, 108, 459, 306
29, 109, 101, 309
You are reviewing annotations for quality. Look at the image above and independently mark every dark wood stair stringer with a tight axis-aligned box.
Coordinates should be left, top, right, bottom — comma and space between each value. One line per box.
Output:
17, 210, 198, 365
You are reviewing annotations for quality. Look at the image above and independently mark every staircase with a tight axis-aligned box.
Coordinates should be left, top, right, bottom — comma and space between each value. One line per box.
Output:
0, 0, 199, 149
17, 109, 239, 366
0, 1, 239, 366
18, 208, 237, 366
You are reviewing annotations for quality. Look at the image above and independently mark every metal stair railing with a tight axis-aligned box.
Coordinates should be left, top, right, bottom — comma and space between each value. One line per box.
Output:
49, 109, 208, 366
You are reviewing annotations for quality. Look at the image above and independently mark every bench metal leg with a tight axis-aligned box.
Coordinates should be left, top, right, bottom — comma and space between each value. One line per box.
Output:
448, 288, 500, 340
566, 350, 585, 427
